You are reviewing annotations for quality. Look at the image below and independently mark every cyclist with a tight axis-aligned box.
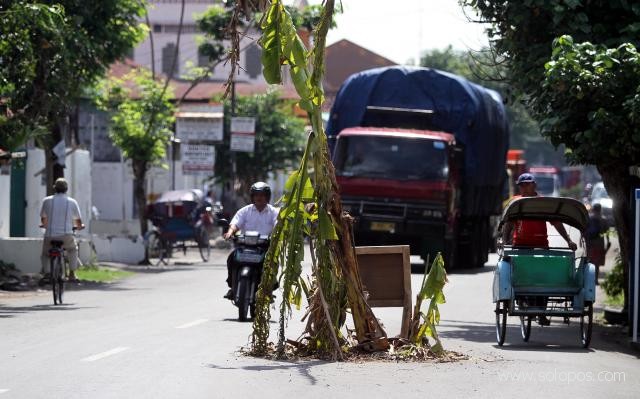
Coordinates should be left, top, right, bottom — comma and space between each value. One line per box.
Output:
223, 182, 279, 299
40, 178, 85, 282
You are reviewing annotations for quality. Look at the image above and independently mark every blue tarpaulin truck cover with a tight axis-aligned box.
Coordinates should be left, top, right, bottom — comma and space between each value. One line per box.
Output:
326, 66, 510, 216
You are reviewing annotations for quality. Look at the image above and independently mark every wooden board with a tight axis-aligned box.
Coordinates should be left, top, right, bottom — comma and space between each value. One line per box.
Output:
355, 245, 412, 338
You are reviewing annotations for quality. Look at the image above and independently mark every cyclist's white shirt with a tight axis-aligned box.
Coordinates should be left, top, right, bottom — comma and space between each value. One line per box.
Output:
40, 193, 81, 237
230, 204, 279, 236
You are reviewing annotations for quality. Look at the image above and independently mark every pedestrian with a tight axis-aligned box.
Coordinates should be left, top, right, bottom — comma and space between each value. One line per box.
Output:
40, 178, 85, 282
586, 203, 610, 284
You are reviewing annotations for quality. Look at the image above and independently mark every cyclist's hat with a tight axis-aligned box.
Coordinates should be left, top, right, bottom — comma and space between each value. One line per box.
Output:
54, 178, 68, 193
516, 173, 536, 185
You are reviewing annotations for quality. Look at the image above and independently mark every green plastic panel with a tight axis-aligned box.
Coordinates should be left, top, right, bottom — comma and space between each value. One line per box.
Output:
511, 254, 576, 288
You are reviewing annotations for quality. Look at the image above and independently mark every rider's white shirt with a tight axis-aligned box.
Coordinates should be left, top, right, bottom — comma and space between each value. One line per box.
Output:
230, 204, 279, 236
40, 193, 81, 237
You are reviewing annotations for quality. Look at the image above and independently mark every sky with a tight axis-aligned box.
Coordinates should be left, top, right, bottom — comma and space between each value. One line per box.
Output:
293, 0, 490, 64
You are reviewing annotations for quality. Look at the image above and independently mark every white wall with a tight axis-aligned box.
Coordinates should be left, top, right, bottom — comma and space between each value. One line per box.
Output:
0, 171, 10, 237
23, 149, 92, 238
67, 150, 92, 238
24, 149, 46, 238
92, 162, 134, 221
136, 3, 269, 83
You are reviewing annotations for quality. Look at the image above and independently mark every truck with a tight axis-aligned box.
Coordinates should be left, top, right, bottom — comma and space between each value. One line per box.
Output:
528, 166, 561, 197
326, 66, 509, 270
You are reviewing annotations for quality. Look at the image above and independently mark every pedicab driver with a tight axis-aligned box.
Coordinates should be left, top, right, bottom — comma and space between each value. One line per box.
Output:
503, 173, 577, 326
223, 182, 279, 299
503, 173, 578, 250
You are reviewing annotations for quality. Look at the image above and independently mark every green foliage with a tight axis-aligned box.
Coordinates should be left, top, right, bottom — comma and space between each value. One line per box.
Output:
0, 0, 147, 150
213, 90, 306, 197
602, 254, 625, 298
95, 69, 175, 165
0, 260, 18, 276
420, 46, 546, 156
541, 37, 640, 165
412, 253, 448, 354
76, 266, 134, 283
195, 1, 329, 68
260, 1, 314, 110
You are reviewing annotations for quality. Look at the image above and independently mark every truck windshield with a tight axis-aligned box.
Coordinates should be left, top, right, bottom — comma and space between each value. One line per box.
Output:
534, 175, 557, 196
334, 135, 448, 180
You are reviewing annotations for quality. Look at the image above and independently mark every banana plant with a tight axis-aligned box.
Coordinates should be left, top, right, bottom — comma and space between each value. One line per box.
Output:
408, 253, 448, 354
250, 0, 388, 360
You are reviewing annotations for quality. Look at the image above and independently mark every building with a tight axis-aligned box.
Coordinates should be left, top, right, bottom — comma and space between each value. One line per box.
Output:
323, 39, 397, 110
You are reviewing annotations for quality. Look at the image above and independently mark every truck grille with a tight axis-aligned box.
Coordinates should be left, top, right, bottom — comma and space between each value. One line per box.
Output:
343, 199, 445, 221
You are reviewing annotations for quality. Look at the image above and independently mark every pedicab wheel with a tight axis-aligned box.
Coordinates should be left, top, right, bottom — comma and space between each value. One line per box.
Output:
580, 302, 593, 348
520, 316, 532, 342
148, 231, 168, 266
198, 228, 210, 262
495, 300, 508, 346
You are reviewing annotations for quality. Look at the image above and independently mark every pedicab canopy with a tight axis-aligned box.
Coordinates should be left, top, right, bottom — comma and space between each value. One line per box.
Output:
155, 189, 204, 203
499, 197, 589, 232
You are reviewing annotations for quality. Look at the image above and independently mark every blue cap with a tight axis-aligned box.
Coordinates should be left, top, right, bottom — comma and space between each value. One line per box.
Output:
516, 173, 536, 185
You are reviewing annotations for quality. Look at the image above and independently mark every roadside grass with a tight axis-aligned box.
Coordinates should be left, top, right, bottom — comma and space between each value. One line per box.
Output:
604, 292, 624, 308
76, 265, 134, 283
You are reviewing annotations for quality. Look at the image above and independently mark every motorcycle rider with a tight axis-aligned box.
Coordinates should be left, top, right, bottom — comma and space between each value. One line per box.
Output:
223, 182, 279, 299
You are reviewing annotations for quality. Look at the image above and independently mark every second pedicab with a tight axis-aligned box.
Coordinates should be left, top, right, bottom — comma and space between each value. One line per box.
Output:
492, 196, 596, 348
145, 189, 218, 265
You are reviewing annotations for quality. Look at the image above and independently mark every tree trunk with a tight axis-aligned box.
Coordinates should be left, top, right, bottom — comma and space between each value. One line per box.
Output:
597, 163, 631, 311
132, 159, 148, 236
45, 123, 65, 196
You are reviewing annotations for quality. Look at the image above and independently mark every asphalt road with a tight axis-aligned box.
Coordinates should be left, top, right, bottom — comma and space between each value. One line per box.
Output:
1, 237, 638, 398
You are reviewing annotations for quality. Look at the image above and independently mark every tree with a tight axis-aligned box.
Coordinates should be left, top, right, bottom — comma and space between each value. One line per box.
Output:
463, 0, 640, 310
420, 46, 559, 162
213, 90, 306, 204
96, 69, 176, 236
0, 0, 147, 190
0, 3, 66, 150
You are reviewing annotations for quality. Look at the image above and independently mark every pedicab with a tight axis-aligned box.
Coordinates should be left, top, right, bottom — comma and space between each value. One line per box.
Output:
492, 196, 596, 348
145, 189, 216, 265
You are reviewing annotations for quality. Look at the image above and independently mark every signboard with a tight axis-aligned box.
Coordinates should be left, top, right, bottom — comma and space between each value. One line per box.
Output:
230, 116, 256, 134
231, 116, 256, 153
230, 133, 255, 153
355, 245, 412, 338
181, 144, 215, 175
176, 104, 224, 142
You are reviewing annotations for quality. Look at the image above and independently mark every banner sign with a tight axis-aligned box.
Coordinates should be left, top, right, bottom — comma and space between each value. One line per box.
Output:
182, 144, 215, 175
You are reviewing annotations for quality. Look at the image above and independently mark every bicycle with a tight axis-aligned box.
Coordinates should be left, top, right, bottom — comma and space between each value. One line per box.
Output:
43, 226, 83, 305
48, 240, 68, 305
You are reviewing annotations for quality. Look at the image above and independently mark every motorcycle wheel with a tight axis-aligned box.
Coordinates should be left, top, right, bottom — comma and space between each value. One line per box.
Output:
237, 277, 250, 322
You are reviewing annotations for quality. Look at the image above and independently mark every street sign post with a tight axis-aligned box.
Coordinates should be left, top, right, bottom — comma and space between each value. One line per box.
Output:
634, 189, 640, 344
230, 116, 256, 153
176, 104, 224, 143
181, 144, 215, 176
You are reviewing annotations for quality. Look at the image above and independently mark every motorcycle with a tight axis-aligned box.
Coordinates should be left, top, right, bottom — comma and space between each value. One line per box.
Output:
229, 231, 270, 321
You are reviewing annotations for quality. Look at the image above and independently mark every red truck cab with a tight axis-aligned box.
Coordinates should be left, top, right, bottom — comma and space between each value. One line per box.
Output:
333, 127, 462, 264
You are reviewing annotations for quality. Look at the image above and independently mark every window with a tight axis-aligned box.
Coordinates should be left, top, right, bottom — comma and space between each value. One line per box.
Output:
245, 43, 262, 79
162, 42, 179, 76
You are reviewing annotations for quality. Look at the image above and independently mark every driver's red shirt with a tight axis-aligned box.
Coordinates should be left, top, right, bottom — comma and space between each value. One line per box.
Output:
510, 195, 549, 248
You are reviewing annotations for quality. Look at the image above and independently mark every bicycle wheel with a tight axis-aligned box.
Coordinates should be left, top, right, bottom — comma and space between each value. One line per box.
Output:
148, 232, 168, 266
495, 300, 508, 346
198, 228, 210, 262
580, 302, 593, 348
50, 256, 63, 305
520, 316, 532, 342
